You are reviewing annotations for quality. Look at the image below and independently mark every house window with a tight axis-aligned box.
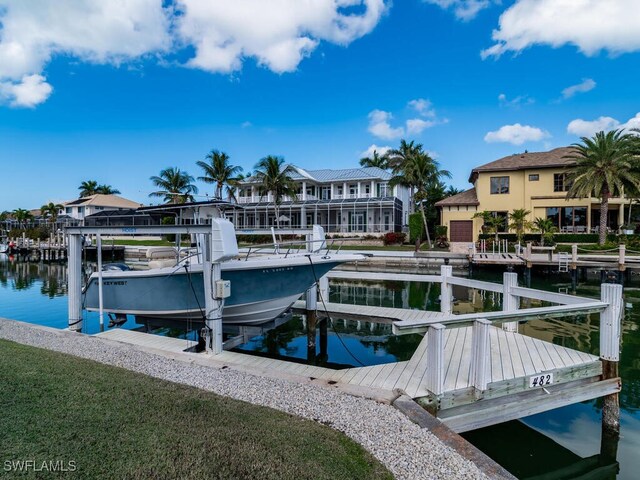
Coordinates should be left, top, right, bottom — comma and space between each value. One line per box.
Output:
321, 186, 331, 200
65, 207, 72, 214
377, 182, 389, 197
553, 173, 572, 192
349, 184, 357, 197
488, 211, 509, 232
490, 176, 510, 194
529, 174, 539, 181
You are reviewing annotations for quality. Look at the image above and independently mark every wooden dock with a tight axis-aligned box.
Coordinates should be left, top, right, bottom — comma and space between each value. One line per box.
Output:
95, 268, 622, 433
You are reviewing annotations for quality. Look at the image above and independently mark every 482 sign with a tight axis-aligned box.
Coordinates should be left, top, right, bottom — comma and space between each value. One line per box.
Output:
528, 373, 553, 388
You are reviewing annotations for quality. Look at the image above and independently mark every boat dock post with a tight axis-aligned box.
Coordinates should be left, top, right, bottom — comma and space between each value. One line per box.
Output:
570, 244, 578, 291
67, 233, 83, 332
600, 283, 623, 438
501, 272, 518, 332
440, 265, 453, 314
618, 244, 626, 285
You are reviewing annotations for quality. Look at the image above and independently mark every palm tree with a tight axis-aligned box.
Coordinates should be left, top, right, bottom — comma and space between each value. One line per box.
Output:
509, 208, 532, 243
253, 155, 297, 231
533, 217, 558, 246
40, 202, 63, 230
389, 146, 451, 249
359, 150, 389, 169
95, 184, 121, 195
445, 186, 463, 197
387, 139, 424, 214
12, 208, 33, 228
197, 150, 243, 200
564, 130, 640, 245
472, 210, 505, 242
149, 167, 198, 204
78, 180, 99, 197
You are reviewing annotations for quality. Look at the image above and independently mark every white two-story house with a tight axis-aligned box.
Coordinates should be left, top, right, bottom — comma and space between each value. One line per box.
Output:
234, 166, 410, 235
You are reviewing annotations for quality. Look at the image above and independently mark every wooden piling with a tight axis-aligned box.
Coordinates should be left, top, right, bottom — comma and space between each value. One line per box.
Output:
306, 285, 318, 364
67, 234, 83, 332
618, 244, 626, 285
571, 244, 578, 291
502, 272, 518, 332
440, 265, 453, 315
600, 283, 623, 437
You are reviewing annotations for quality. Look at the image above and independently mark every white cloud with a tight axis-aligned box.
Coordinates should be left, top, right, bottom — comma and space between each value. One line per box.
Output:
359, 144, 391, 158
482, 0, 640, 59
567, 116, 620, 137
0, 74, 53, 107
406, 118, 435, 135
408, 98, 435, 117
484, 123, 550, 145
0, 0, 388, 107
175, 0, 389, 74
368, 109, 404, 140
423, 0, 491, 21
0, 0, 171, 107
498, 93, 534, 108
566, 112, 640, 136
241, 121, 252, 128
562, 78, 596, 99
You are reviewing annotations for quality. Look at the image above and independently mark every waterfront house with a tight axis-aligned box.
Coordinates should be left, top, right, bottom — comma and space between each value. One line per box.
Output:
436, 147, 630, 242
234, 166, 410, 235
62, 194, 142, 223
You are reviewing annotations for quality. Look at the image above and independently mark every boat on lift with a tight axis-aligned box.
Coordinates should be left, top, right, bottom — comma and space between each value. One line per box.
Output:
83, 201, 361, 325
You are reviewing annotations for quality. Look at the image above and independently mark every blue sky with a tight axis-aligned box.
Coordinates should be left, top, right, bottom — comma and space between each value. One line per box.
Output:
1, 0, 639, 209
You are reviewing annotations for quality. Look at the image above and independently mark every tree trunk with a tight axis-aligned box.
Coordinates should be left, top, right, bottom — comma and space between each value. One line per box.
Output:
628, 198, 634, 226
600, 194, 609, 246
420, 203, 432, 249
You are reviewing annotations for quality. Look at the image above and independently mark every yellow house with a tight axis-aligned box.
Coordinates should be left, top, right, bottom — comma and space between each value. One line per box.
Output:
437, 147, 630, 242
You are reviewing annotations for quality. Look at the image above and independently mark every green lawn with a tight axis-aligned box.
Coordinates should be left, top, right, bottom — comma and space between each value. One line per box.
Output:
0, 340, 392, 480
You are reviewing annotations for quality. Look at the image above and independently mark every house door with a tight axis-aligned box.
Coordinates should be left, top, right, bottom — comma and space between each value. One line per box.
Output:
450, 220, 473, 242
350, 212, 366, 232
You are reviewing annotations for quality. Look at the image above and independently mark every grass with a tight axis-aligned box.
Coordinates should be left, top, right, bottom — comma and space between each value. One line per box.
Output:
0, 340, 392, 480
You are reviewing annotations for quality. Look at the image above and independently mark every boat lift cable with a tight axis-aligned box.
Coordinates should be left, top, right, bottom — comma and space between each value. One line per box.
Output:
183, 263, 207, 346
306, 255, 365, 367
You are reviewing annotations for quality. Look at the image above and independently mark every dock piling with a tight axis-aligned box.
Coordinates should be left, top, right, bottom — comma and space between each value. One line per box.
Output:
470, 318, 491, 397
305, 284, 318, 363
97, 234, 104, 327
502, 272, 519, 332
67, 233, 83, 332
600, 283, 623, 437
571, 244, 578, 291
440, 265, 453, 314
426, 323, 445, 398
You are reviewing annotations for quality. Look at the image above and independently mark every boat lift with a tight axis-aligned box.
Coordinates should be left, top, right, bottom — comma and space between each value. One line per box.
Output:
65, 220, 239, 354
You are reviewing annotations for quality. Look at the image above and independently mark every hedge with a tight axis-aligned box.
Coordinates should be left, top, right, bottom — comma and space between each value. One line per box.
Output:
409, 213, 424, 243
478, 232, 620, 243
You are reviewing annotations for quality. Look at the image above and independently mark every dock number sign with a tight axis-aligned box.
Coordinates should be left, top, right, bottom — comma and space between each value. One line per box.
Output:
528, 373, 553, 388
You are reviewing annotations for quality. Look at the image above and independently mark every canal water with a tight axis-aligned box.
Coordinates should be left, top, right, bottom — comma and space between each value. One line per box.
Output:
1, 254, 638, 479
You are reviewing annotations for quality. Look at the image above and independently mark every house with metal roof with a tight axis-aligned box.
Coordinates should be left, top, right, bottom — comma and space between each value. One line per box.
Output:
437, 147, 631, 243
235, 166, 410, 234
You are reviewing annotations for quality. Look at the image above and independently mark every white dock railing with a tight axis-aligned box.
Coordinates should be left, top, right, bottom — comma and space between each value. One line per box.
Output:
392, 266, 622, 399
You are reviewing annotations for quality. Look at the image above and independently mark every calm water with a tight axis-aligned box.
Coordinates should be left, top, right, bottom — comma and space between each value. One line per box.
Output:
1, 254, 639, 479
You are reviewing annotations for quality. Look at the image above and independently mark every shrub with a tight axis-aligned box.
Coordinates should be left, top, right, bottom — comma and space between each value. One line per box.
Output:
8, 227, 50, 240
435, 225, 447, 239
408, 213, 424, 243
383, 232, 406, 246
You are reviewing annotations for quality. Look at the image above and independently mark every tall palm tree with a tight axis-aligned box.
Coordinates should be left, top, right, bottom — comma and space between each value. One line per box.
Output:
12, 208, 33, 228
445, 186, 463, 197
386, 139, 424, 214
95, 184, 121, 195
508, 208, 532, 243
149, 167, 198, 204
197, 150, 243, 200
78, 180, 99, 197
389, 148, 450, 249
253, 155, 297, 230
359, 150, 389, 169
565, 130, 640, 245
40, 202, 63, 230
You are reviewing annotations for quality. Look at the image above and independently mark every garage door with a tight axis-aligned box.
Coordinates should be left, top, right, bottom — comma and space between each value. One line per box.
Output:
449, 220, 473, 242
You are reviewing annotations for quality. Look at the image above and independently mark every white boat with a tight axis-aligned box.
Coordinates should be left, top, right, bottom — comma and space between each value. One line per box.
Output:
83, 202, 362, 325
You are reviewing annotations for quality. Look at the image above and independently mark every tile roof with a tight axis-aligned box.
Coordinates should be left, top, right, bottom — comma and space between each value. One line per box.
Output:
64, 194, 142, 208
435, 188, 479, 207
469, 147, 577, 182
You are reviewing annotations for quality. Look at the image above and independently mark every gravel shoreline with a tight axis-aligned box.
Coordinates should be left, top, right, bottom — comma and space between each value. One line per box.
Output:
0, 319, 488, 480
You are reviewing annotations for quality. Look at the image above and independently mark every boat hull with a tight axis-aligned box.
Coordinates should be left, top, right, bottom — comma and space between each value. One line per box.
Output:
84, 255, 354, 325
